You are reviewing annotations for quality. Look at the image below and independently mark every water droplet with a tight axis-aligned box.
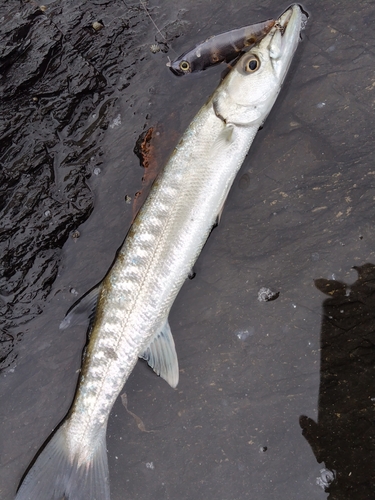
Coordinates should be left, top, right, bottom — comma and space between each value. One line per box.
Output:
109, 114, 122, 129
235, 328, 254, 341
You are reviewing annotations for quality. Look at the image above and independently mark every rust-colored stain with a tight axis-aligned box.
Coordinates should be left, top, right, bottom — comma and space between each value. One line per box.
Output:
132, 126, 159, 220
132, 121, 180, 221
134, 127, 155, 171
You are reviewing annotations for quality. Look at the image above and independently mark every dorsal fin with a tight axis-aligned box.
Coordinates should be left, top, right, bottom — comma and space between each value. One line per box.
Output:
59, 283, 102, 330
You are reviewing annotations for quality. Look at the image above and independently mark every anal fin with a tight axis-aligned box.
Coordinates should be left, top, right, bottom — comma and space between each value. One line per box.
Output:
140, 319, 179, 388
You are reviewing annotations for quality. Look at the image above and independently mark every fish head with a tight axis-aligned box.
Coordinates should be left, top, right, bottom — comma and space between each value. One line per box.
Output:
213, 4, 306, 127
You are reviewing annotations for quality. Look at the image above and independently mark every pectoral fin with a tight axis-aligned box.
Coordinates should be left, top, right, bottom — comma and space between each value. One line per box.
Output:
140, 319, 179, 388
59, 283, 102, 330
214, 200, 226, 227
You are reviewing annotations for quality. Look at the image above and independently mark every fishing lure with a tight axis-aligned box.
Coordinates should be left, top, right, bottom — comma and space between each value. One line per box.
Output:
168, 19, 275, 76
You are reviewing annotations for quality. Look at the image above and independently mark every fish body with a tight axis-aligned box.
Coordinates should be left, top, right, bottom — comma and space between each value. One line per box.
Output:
168, 19, 275, 75
15, 5, 306, 499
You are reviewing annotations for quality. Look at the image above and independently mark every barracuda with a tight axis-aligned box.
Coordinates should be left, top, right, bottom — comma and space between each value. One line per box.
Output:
15, 5, 306, 499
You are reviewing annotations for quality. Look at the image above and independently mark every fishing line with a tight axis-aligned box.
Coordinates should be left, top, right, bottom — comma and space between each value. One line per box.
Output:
139, 0, 178, 55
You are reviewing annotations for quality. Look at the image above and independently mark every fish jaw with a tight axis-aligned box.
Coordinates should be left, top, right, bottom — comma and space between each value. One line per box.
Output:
267, 5, 305, 82
212, 4, 305, 127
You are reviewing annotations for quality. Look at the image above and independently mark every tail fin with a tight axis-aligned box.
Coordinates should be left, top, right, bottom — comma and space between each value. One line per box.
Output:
15, 424, 110, 500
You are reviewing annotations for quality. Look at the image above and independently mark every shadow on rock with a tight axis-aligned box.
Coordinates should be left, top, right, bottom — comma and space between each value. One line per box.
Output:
300, 263, 375, 499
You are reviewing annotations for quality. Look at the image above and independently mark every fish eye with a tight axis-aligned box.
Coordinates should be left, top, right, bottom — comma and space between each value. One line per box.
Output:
179, 60, 190, 72
243, 55, 260, 73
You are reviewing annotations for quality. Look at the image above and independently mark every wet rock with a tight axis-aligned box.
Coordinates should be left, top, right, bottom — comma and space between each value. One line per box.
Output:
0, 0, 151, 369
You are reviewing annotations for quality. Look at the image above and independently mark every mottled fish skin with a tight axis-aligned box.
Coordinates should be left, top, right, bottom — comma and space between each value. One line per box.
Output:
15, 5, 306, 500
168, 19, 275, 76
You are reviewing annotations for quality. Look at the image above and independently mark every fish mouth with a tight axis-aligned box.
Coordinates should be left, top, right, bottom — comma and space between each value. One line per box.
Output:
276, 4, 308, 33
264, 4, 308, 82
